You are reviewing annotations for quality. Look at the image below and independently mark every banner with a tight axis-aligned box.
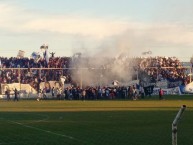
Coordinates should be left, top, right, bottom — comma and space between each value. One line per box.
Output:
17, 50, 25, 58
152, 87, 181, 95
167, 80, 182, 88
142, 82, 155, 87
156, 80, 168, 89
1, 83, 37, 95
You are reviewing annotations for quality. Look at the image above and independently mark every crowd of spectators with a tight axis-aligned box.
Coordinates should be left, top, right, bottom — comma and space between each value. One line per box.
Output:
0, 55, 191, 93
0, 56, 72, 90
139, 56, 189, 83
44, 84, 147, 101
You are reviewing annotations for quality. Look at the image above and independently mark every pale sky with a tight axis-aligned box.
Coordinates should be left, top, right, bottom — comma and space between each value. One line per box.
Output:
0, 0, 193, 61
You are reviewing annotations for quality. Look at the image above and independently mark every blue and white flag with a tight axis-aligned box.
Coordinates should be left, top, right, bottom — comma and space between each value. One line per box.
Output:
44, 49, 49, 64
31, 52, 40, 63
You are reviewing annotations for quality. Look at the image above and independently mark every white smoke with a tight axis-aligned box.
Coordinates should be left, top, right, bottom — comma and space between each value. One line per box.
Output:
70, 31, 141, 87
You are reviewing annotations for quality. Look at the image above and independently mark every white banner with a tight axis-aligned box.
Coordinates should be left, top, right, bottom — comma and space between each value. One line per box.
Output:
156, 80, 168, 89
1, 83, 37, 95
152, 87, 181, 95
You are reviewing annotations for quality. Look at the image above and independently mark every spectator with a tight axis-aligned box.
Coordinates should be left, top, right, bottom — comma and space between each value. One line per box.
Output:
159, 88, 164, 100
14, 88, 19, 101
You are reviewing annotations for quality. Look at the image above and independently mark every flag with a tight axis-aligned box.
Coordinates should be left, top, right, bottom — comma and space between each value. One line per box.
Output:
0, 59, 2, 69
60, 76, 66, 85
17, 50, 25, 58
31, 52, 40, 63
112, 80, 119, 86
40, 44, 48, 50
142, 51, 152, 55
44, 49, 49, 64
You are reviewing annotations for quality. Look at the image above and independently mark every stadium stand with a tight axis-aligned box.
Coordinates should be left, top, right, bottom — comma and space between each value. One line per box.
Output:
0, 56, 191, 99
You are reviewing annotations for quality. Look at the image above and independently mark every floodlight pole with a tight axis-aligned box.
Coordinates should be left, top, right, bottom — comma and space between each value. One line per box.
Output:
172, 105, 186, 145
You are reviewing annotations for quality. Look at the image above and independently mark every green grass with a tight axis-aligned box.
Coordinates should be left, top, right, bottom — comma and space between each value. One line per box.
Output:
0, 95, 192, 145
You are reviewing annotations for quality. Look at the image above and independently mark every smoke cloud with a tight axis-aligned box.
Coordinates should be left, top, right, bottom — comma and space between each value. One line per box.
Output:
70, 31, 141, 87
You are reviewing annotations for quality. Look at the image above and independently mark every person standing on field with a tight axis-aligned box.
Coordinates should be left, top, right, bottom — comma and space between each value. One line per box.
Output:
159, 88, 164, 100
14, 88, 19, 101
37, 89, 42, 101
51, 87, 55, 98
6, 88, 11, 101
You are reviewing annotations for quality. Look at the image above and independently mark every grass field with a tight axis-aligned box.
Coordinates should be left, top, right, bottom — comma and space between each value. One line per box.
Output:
0, 95, 192, 145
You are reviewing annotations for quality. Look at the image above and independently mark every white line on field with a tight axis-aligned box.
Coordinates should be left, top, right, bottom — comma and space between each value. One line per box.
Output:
1, 115, 89, 145
26, 114, 50, 124
8, 120, 79, 141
